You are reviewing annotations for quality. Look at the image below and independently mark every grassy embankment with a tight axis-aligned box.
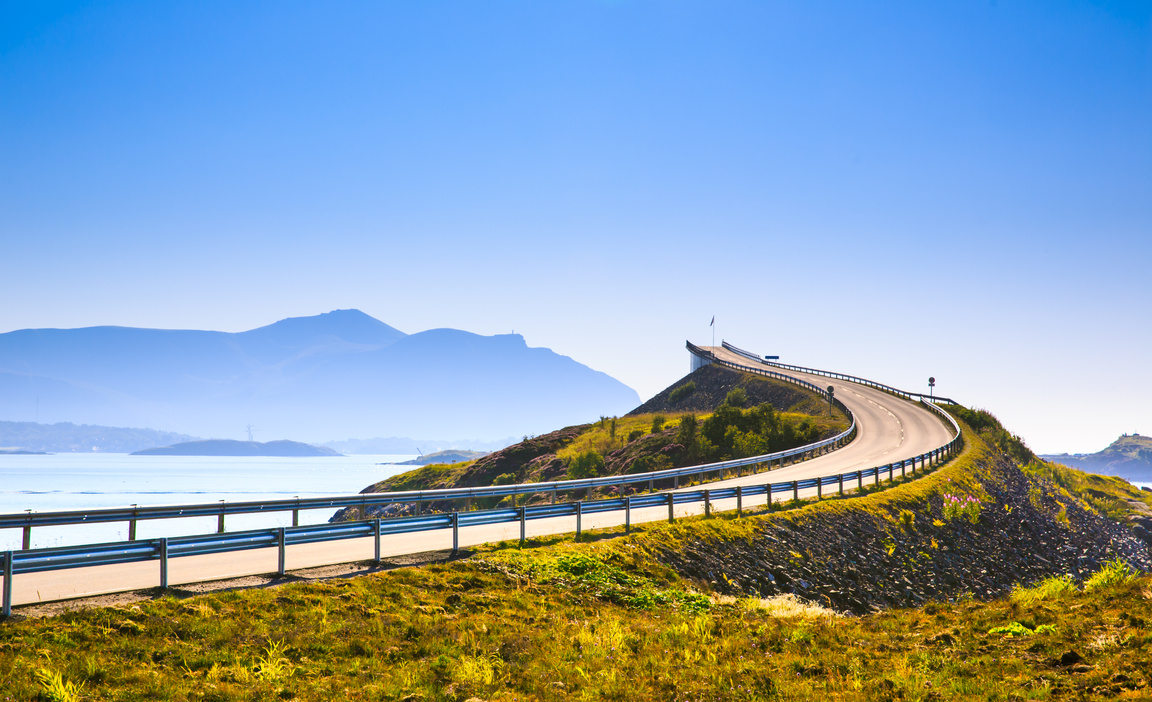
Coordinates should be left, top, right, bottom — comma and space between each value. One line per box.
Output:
4, 410, 1152, 700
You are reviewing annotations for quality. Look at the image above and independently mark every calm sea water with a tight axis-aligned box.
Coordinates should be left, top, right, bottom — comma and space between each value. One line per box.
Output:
0, 453, 417, 550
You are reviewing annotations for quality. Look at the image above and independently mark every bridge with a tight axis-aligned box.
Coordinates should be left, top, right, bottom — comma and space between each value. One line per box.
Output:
1, 343, 961, 615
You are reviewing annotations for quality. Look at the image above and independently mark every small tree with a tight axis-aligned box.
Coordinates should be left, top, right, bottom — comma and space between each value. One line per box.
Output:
724, 387, 748, 408
567, 450, 605, 480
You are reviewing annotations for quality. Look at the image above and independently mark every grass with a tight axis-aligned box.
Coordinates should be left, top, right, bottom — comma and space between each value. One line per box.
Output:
3, 552, 1151, 700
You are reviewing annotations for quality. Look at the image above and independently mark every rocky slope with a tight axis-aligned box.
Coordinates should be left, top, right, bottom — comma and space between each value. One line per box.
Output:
644, 432, 1152, 615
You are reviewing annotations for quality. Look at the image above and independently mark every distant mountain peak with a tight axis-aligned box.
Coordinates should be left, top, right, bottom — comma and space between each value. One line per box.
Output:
239, 309, 406, 348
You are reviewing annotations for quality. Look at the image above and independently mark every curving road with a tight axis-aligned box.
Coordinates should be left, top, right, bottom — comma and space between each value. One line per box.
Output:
7, 346, 957, 608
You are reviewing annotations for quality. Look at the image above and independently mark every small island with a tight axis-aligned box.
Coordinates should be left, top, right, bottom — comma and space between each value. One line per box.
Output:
390, 449, 490, 466
131, 439, 342, 457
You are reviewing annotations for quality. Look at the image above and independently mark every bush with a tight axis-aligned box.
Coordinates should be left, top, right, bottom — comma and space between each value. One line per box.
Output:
627, 429, 644, 442
724, 387, 747, 407
669, 381, 696, 403
567, 450, 605, 480
651, 415, 666, 433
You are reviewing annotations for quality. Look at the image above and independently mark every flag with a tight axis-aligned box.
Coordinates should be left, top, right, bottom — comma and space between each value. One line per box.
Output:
710, 316, 714, 327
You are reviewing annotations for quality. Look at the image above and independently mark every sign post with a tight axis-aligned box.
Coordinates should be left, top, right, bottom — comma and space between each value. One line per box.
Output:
928, 377, 936, 401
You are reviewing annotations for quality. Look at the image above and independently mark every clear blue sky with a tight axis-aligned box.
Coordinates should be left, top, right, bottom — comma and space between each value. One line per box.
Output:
1, 0, 1149, 453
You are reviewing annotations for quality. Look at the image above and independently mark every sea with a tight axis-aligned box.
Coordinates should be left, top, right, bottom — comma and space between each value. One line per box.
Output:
0, 452, 418, 551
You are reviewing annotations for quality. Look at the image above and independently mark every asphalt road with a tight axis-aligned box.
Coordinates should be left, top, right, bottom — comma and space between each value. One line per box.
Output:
7, 347, 956, 607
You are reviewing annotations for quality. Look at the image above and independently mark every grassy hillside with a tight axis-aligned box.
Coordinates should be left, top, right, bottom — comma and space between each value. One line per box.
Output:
335, 368, 847, 520
5, 407, 1152, 700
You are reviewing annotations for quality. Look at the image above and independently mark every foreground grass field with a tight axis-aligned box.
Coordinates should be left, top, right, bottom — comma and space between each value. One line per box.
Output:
2, 545, 1150, 701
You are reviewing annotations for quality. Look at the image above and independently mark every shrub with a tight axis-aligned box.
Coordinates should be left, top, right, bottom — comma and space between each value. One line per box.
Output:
627, 429, 644, 442
669, 381, 696, 403
724, 387, 748, 407
567, 450, 605, 480
651, 414, 666, 433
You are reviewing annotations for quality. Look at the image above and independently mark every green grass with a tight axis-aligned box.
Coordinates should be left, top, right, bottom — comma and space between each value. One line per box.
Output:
3, 554, 1151, 700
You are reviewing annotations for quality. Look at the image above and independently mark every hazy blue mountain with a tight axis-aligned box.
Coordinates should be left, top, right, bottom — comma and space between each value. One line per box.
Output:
1042, 434, 1152, 483
0, 311, 640, 443
0, 420, 201, 454
132, 439, 341, 457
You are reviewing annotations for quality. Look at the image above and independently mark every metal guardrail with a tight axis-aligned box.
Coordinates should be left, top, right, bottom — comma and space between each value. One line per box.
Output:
0, 355, 858, 550
0, 345, 963, 616
719, 340, 959, 405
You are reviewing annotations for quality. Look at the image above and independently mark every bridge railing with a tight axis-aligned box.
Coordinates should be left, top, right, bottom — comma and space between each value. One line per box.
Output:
1, 422, 962, 616
719, 340, 959, 405
0, 344, 964, 616
0, 360, 858, 551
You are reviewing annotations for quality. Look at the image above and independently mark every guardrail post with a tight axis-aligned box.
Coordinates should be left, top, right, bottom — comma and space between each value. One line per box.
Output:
674, 475, 679, 489
816, 478, 822, 500
159, 538, 168, 589
277, 527, 286, 576
857, 471, 863, 492
129, 506, 138, 540
217, 505, 225, 534
874, 467, 879, 486
736, 486, 743, 516
451, 512, 459, 554
667, 493, 674, 523
625, 497, 631, 534
3, 551, 12, 617
292, 506, 300, 527
648, 479, 654, 493
519, 507, 527, 544
465, 496, 472, 512
792, 481, 798, 502
551, 488, 557, 505
576, 502, 583, 536
838, 473, 844, 495
767, 482, 773, 507
374, 519, 382, 563
22, 526, 30, 551
704, 490, 711, 517
901, 460, 906, 479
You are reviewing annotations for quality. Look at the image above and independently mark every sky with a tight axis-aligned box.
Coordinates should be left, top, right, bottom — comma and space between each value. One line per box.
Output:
1, 0, 1149, 454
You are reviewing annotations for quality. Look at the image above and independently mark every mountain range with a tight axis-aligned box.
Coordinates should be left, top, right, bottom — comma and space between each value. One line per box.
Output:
0, 310, 640, 443
1042, 433, 1152, 483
